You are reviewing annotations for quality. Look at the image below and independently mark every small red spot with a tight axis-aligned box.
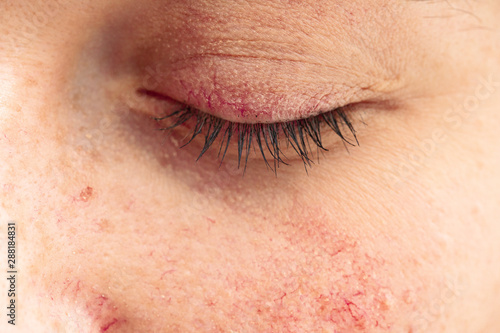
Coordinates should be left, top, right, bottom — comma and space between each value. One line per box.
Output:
75, 281, 82, 294
79, 186, 94, 202
123, 199, 135, 211
205, 299, 217, 307
101, 318, 118, 332
96, 295, 108, 307
2, 183, 14, 192
274, 292, 287, 305
160, 269, 176, 280
61, 279, 73, 295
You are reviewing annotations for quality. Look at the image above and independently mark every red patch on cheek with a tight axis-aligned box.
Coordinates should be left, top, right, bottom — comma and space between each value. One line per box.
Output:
219, 204, 407, 332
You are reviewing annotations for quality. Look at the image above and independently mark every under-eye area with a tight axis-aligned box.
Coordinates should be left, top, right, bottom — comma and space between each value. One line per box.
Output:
153, 104, 359, 172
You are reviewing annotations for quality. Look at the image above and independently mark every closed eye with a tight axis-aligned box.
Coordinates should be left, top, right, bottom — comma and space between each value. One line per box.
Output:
151, 97, 359, 173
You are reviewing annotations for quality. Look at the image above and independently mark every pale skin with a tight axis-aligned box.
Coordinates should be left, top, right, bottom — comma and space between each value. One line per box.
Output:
1, 0, 500, 332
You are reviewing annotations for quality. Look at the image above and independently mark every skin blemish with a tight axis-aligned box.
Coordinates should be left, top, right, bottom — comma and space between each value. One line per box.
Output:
2, 183, 15, 193
79, 186, 94, 202
95, 218, 112, 233
209, 202, 406, 332
101, 318, 119, 332
160, 269, 176, 280
86, 293, 126, 333
206, 217, 216, 231
36, 277, 128, 332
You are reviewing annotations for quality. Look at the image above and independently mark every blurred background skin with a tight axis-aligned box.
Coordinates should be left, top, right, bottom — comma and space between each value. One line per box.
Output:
1, 1, 500, 332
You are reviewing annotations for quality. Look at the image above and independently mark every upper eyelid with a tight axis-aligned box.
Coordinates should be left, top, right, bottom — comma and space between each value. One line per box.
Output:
138, 72, 379, 124
137, 37, 393, 123
140, 87, 338, 124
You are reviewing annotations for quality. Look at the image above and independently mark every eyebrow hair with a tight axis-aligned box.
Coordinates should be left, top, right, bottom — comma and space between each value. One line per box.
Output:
409, 0, 484, 25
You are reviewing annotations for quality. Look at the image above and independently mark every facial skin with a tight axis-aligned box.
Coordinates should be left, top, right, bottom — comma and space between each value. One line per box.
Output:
1, 0, 500, 332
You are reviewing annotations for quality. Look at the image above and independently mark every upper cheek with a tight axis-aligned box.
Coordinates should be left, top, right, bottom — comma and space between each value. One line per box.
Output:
1, 102, 473, 333
19, 168, 458, 332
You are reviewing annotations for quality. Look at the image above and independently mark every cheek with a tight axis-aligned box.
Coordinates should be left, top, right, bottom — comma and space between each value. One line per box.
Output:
227, 201, 434, 332
1, 100, 484, 332
26, 210, 396, 332
215, 209, 406, 332
21, 180, 456, 333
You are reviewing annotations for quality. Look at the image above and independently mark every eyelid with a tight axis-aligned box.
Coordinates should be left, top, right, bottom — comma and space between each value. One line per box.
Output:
138, 83, 369, 125
140, 57, 379, 124
151, 98, 360, 172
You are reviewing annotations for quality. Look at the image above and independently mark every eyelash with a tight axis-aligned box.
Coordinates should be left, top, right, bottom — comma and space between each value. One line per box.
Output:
154, 106, 358, 172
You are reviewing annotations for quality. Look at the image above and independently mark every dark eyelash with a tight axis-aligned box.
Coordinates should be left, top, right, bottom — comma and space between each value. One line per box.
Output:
154, 106, 358, 172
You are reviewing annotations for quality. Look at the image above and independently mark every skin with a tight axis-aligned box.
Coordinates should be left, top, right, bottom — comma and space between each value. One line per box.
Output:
1, 0, 500, 332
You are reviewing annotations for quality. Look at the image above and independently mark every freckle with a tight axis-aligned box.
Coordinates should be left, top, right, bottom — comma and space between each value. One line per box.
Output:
79, 186, 94, 202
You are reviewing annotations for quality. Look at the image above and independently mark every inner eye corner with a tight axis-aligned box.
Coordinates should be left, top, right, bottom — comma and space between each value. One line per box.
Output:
137, 88, 179, 104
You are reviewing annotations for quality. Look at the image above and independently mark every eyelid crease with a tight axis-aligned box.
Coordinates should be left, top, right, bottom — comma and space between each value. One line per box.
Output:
176, 51, 337, 70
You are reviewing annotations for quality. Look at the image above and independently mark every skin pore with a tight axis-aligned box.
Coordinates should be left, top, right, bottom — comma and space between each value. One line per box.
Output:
1, 0, 500, 332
